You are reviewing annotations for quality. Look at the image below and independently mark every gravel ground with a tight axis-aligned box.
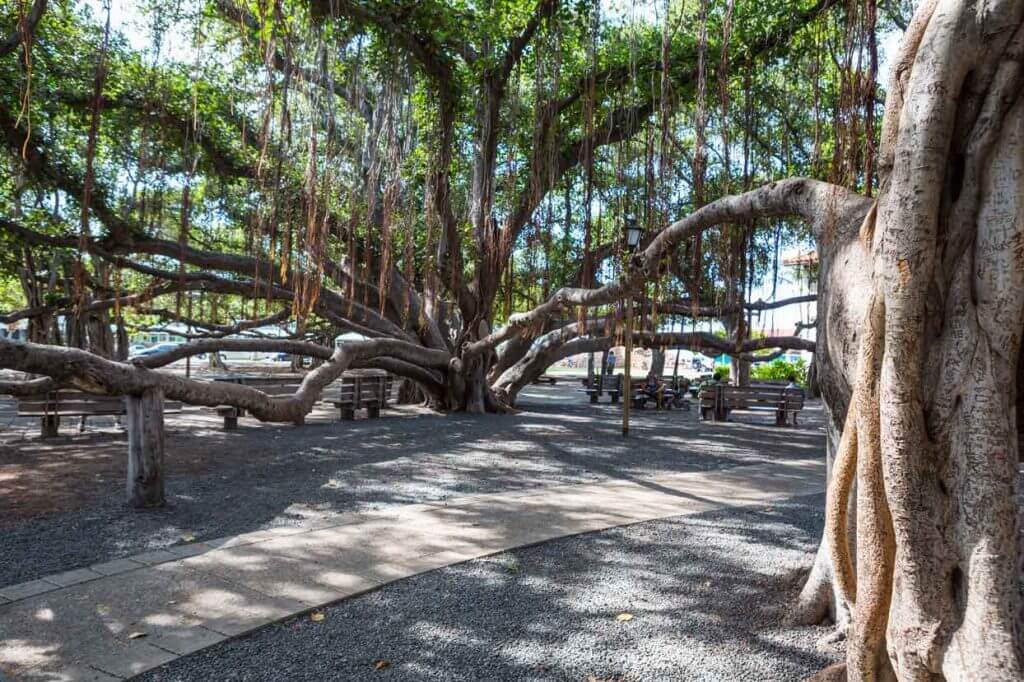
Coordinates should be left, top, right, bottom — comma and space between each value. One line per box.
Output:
136, 493, 839, 682
0, 385, 826, 586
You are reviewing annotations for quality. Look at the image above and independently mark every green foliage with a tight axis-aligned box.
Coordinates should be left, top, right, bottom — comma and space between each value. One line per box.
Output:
713, 366, 730, 382
0, 0, 862, 345
751, 357, 807, 385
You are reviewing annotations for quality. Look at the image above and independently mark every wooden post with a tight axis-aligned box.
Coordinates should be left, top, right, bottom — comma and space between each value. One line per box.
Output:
623, 297, 634, 437
126, 388, 165, 508
41, 414, 59, 438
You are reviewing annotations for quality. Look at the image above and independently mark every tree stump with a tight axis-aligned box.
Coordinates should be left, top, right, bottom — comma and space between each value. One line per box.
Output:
126, 388, 165, 508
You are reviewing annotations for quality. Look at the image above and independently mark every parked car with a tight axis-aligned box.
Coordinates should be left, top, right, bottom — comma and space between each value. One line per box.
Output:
130, 342, 181, 358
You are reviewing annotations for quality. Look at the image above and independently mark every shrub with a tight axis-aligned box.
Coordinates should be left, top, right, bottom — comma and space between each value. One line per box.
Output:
750, 357, 807, 385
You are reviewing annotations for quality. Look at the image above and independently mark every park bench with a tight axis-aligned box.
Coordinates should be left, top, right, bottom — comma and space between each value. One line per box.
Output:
580, 373, 622, 403
698, 383, 805, 425
208, 374, 305, 430
660, 375, 693, 408
16, 389, 182, 438
322, 370, 392, 420
660, 375, 691, 394
208, 372, 394, 428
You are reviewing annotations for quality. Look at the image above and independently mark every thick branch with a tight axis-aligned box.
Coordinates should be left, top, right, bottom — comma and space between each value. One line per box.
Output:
0, 337, 449, 422
473, 178, 867, 355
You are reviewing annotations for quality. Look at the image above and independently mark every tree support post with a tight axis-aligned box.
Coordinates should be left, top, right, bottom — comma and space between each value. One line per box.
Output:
622, 297, 633, 437
126, 388, 165, 508
40, 414, 59, 438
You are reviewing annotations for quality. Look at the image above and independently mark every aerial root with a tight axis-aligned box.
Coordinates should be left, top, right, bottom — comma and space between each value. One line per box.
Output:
820, 201, 896, 679
825, 398, 859, 607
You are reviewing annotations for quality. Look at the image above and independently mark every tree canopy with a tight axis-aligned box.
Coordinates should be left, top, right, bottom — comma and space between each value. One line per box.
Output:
0, 0, 889, 409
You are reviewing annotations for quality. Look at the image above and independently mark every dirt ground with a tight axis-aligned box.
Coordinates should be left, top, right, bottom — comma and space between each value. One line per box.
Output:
0, 361, 386, 524
0, 381, 830, 586
0, 398, 416, 524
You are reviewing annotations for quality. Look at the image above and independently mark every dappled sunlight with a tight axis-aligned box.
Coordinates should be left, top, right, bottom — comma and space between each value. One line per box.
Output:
2, 391, 826, 587
0, 640, 59, 673
2, 383, 828, 679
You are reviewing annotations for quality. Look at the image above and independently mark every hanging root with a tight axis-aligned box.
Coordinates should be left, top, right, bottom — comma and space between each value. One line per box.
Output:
820, 292, 892, 680
825, 203, 881, 612
825, 397, 859, 608
847, 293, 895, 681
820, 201, 896, 680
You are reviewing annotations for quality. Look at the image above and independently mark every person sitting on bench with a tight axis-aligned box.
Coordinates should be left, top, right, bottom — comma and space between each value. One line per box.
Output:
643, 371, 664, 407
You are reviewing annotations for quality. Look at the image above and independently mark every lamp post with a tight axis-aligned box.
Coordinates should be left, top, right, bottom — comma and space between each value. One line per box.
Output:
624, 216, 643, 252
622, 217, 643, 437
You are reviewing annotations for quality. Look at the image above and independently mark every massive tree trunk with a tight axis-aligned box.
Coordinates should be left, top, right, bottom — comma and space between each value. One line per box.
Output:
815, 1, 1024, 677
650, 347, 666, 376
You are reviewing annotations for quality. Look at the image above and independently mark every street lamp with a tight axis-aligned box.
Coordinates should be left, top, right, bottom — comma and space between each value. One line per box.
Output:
624, 216, 643, 252
621, 216, 643, 437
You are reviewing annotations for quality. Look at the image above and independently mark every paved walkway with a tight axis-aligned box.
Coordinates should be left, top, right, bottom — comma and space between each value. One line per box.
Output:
0, 458, 823, 682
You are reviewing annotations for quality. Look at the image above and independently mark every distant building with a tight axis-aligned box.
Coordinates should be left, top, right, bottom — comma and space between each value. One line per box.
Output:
1, 320, 28, 342
782, 250, 818, 268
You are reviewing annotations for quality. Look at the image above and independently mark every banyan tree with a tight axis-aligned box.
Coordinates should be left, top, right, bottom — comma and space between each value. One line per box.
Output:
1, 0, 1022, 678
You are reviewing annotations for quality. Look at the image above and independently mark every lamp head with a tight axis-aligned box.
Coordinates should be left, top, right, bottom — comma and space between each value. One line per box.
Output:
624, 217, 642, 252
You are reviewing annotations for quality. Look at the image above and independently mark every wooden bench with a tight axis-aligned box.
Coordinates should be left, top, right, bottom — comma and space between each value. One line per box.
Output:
17, 390, 182, 438
208, 374, 305, 430
660, 375, 691, 394
580, 373, 622, 403
322, 371, 392, 420
698, 383, 805, 425
661, 375, 692, 409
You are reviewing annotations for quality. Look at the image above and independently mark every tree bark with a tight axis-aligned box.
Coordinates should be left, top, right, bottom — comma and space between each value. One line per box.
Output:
650, 347, 666, 376
125, 388, 165, 508
809, 2, 1024, 677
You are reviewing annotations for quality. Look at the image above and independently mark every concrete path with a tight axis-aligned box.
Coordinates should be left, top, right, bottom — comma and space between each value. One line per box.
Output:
0, 458, 823, 682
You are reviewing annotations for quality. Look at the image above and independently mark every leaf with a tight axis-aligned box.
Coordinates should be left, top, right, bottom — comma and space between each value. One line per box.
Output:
373, 659, 391, 670
615, 612, 633, 622
127, 632, 147, 639
310, 611, 325, 622
180, 533, 196, 542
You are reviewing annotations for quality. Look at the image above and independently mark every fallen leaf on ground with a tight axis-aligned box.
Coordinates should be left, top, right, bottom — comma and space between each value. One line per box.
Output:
373, 659, 391, 670
180, 533, 196, 542
310, 611, 325, 622
615, 613, 634, 622
127, 632, 147, 639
